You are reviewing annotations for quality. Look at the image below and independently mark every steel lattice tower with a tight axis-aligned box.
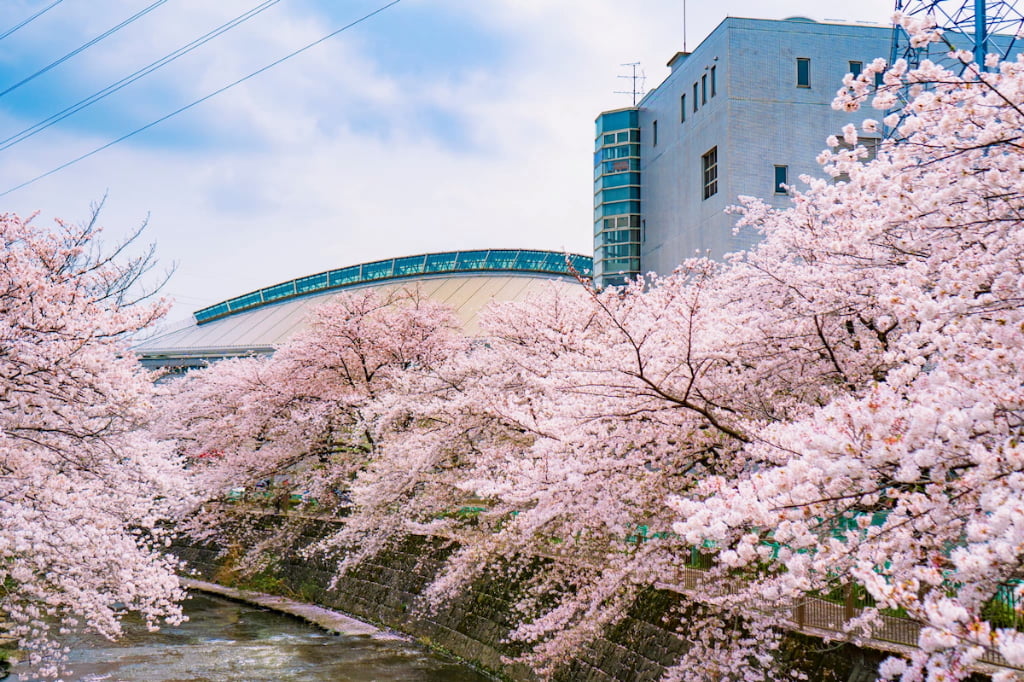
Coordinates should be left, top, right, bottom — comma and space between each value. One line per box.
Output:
891, 0, 1024, 72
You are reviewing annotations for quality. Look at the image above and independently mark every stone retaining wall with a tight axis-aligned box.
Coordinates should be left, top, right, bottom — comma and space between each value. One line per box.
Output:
171, 512, 895, 681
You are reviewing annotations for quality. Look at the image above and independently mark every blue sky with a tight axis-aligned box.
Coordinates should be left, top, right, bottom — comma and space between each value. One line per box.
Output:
0, 0, 895, 318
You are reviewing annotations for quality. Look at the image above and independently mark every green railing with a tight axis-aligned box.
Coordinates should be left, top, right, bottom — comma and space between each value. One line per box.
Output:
194, 249, 593, 324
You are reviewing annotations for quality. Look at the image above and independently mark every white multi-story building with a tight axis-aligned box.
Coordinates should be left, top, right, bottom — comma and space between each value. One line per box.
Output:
594, 17, 893, 287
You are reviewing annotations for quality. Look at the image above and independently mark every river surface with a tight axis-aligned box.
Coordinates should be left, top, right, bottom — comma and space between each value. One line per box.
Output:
10, 592, 492, 681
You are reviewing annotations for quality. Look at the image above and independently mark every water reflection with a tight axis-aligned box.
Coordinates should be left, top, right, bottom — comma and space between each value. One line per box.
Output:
11, 592, 492, 681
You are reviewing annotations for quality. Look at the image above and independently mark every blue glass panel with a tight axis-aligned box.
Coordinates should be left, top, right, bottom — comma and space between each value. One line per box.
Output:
596, 229, 640, 247
292, 270, 323, 292
228, 292, 263, 311
514, 251, 547, 270
485, 250, 519, 269
362, 260, 394, 280
602, 144, 640, 160
601, 173, 641, 189
600, 186, 641, 203
599, 257, 641, 273
424, 252, 457, 272
542, 253, 567, 272
595, 201, 641, 219
328, 266, 361, 286
595, 109, 639, 135
455, 251, 488, 270
568, 255, 593, 275
598, 243, 639, 259
295, 272, 328, 294
262, 281, 296, 302
601, 273, 632, 287
194, 302, 229, 323
600, 159, 640, 175
393, 255, 426, 276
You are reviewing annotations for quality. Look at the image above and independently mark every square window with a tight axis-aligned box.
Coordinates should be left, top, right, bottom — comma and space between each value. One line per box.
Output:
849, 60, 863, 77
702, 147, 718, 200
680, 94, 686, 122
796, 58, 810, 87
832, 136, 881, 183
774, 165, 788, 194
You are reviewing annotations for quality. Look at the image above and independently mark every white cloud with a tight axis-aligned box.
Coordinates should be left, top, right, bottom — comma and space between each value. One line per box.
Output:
0, 0, 895, 320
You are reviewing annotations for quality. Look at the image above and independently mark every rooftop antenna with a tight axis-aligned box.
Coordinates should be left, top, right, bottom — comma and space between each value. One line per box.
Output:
615, 62, 646, 105
683, 0, 688, 52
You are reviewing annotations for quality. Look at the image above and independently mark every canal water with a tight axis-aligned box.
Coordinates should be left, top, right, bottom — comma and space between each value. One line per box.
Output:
10, 592, 492, 681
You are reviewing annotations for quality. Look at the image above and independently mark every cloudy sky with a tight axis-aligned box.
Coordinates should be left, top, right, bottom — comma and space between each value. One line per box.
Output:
0, 0, 895, 320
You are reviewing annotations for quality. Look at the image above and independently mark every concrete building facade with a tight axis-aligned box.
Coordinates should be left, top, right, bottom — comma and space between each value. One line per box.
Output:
594, 17, 893, 286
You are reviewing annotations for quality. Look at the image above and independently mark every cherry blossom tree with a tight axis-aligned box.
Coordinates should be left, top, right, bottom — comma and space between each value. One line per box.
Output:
0, 210, 189, 677
663, 45, 1024, 682
162, 29, 1024, 682
407, 38, 1024, 681
161, 288, 471, 570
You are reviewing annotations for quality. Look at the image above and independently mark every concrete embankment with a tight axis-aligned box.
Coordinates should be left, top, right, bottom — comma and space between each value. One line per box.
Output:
172, 512, 909, 681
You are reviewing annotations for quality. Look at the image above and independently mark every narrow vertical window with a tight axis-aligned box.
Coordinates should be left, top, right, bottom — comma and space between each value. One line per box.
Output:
848, 60, 863, 77
693, 82, 698, 111
702, 146, 718, 200
796, 57, 811, 87
701, 74, 707, 104
710, 65, 717, 96
680, 94, 686, 122
652, 120, 658, 147
774, 165, 789, 194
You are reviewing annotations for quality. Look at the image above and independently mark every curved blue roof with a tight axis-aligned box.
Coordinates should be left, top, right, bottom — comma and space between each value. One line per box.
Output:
193, 249, 593, 324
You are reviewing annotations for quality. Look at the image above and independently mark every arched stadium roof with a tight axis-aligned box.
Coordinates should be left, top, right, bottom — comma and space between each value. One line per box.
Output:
133, 249, 592, 370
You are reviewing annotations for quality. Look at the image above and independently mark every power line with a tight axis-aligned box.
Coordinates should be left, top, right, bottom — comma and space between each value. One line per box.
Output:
0, 0, 169, 100
0, 0, 284, 153
0, 0, 67, 42
0, 0, 403, 199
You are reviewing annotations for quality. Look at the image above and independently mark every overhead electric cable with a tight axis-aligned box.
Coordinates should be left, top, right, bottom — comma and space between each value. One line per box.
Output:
0, 0, 66, 42
0, 0, 284, 153
0, 0, 169, 100
0, 0, 402, 199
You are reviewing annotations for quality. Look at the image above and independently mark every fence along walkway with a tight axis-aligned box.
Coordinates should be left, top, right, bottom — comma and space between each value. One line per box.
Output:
665, 566, 1022, 675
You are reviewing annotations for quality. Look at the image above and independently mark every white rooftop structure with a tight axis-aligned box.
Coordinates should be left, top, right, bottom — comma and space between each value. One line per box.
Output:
134, 249, 592, 371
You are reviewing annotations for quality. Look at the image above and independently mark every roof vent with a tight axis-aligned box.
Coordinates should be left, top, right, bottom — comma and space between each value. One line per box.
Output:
783, 16, 817, 22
